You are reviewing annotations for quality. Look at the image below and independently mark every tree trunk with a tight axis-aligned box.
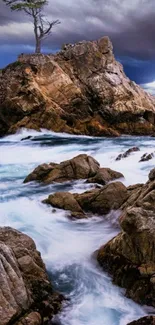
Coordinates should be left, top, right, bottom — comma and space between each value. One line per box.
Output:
33, 14, 41, 54
35, 37, 41, 54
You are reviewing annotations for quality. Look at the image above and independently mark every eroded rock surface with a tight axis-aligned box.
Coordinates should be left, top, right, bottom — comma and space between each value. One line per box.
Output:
0, 227, 63, 325
43, 181, 128, 217
0, 37, 155, 137
97, 168, 155, 307
24, 154, 124, 185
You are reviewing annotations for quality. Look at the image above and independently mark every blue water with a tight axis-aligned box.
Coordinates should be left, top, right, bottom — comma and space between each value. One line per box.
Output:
0, 129, 155, 325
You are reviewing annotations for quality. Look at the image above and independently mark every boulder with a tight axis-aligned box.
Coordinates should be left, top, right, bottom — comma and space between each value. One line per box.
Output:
0, 227, 63, 325
0, 37, 155, 137
75, 181, 128, 214
149, 168, 155, 181
24, 154, 100, 184
116, 147, 140, 161
87, 167, 124, 185
43, 182, 128, 217
43, 192, 85, 216
24, 154, 124, 185
97, 168, 155, 307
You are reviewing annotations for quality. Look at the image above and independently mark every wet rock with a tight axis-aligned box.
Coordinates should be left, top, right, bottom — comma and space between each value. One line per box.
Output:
43, 182, 128, 218
24, 154, 99, 184
139, 152, 154, 162
97, 169, 155, 307
87, 167, 124, 185
75, 182, 128, 214
0, 227, 63, 325
43, 192, 85, 215
116, 147, 140, 161
21, 135, 32, 141
24, 154, 124, 185
127, 316, 155, 325
149, 168, 155, 181
1, 37, 155, 137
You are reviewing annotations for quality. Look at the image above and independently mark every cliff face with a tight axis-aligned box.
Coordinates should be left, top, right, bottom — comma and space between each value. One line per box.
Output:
0, 36, 155, 137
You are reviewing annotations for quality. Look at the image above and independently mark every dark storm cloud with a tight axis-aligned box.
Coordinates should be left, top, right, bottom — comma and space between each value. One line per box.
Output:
1, 0, 155, 89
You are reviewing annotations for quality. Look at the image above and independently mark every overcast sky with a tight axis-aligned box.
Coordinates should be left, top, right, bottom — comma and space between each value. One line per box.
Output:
1, 0, 155, 92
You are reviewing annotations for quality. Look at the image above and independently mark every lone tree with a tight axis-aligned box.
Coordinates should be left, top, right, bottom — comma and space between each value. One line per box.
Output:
3, 0, 60, 54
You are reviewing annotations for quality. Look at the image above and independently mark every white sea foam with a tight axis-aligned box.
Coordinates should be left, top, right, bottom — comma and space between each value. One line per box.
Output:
0, 130, 154, 325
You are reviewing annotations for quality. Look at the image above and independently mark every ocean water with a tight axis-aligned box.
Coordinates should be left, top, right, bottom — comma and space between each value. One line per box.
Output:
0, 129, 155, 325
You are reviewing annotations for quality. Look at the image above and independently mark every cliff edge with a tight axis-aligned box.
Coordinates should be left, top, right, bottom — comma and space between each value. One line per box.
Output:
0, 36, 155, 137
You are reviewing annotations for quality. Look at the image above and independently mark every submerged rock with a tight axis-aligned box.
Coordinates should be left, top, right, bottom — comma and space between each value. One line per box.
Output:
24, 154, 124, 185
0, 37, 155, 137
139, 152, 154, 162
97, 168, 155, 307
116, 147, 140, 161
0, 227, 63, 325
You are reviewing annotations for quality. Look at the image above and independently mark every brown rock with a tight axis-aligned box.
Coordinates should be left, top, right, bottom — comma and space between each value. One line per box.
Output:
75, 181, 128, 214
87, 167, 124, 185
24, 154, 124, 186
149, 168, 155, 181
15, 312, 41, 325
0, 227, 63, 325
24, 154, 99, 184
127, 316, 155, 325
97, 170, 155, 307
43, 181, 127, 218
43, 192, 85, 214
0, 37, 155, 137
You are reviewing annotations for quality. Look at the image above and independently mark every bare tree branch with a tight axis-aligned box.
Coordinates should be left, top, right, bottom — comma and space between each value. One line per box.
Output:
2, 0, 61, 53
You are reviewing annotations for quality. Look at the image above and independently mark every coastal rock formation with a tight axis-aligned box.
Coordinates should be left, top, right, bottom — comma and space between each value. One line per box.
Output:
0, 227, 63, 325
0, 37, 155, 137
43, 181, 128, 218
24, 154, 124, 185
127, 316, 155, 325
97, 168, 155, 307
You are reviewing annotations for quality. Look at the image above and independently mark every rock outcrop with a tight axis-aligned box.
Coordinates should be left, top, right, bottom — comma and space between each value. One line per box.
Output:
24, 154, 124, 185
97, 168, 155, 307
0, 37, 155, 137
0, 227, 63, 325
43, 181, 128, 218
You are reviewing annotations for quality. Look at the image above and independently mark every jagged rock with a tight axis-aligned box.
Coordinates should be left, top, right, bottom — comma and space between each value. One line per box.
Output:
0, 37, 155, 137
116, 147, 140, 161
149, 168, 155, 181
43, 182, 128, 217
24, 154, 100, 184
127, 316, 155, 325
24, 154, 124, 185
139, 152, 154, 162
43, 192, 86, 217
87, 167, 124, 185
97, 168, 155, 307
0, 227, 63, 325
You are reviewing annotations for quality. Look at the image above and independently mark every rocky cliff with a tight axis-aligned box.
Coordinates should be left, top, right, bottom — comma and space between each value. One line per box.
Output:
0, 227, 63, 325
0, 36, 155, 137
